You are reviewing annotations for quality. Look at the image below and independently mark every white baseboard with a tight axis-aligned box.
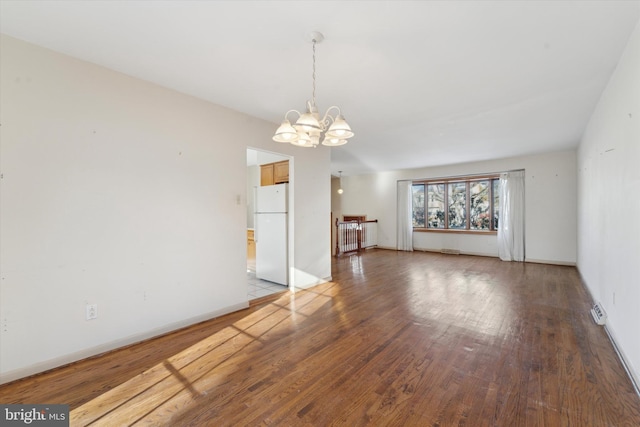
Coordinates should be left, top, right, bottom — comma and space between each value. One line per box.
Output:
403, 248, 577, 266
354, 246, 578, 268
576, 268, 640, 397
525, 258, 576, 267
605, 324, 640, 396
413, 247, 496, 258
0, 302, 248, 385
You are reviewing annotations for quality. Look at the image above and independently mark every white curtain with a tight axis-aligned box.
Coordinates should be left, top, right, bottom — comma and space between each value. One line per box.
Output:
497, 170, 525, 261
397, 180, 413, 251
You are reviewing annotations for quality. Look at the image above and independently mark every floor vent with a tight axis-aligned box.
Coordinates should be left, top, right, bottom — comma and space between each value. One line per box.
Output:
591, 303, 607, 325
441, 249, 460, 255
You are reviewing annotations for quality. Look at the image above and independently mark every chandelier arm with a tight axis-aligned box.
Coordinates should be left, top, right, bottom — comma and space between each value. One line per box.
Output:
320, 106, 342, 128
283, 109, 302, 121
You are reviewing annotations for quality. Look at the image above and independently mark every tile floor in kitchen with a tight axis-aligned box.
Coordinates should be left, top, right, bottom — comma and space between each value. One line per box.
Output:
247, 270, 288, 300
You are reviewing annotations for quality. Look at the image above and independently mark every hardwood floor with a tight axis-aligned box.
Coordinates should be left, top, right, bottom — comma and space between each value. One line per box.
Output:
1, 249, 639, 426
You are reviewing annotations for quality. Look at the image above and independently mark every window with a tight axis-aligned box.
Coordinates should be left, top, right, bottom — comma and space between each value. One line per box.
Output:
411, 184, 425, 227
492, 179, 500, 229
427, 184, 445, 228
448, 182, 467, 229
470, 181, 489, 230
412, 175, 500, 233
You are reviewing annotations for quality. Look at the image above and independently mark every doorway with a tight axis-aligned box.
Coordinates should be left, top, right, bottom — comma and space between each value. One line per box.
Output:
246, 148, 293, 300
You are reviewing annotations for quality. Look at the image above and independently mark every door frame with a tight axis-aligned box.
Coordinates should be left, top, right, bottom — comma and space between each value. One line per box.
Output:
246, 147, 294, 292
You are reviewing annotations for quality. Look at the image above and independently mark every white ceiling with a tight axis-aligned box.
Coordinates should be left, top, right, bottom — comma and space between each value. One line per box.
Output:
1, 1, 638, 176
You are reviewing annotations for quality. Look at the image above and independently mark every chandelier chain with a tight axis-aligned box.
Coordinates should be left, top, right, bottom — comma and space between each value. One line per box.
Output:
312, 39, 317, 108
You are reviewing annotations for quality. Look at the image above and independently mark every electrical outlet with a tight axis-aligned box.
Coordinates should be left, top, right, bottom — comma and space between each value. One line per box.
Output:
86, 304, 98, 320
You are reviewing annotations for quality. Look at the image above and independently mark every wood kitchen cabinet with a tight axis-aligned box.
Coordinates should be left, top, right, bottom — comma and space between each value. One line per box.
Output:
260, 164, 274, 186
260, 160, 289, 186
247, 229, 256, 266
273, 161, 289, 184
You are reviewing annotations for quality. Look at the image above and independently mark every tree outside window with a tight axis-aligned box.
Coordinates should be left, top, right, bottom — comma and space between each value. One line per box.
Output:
448, 182, 467, 229
427, 184, 445, 229
470, 181, 490, 230
412, 184, 425, 227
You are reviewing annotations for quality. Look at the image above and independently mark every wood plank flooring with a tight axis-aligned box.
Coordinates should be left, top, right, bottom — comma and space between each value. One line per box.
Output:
1, 249, 639, 426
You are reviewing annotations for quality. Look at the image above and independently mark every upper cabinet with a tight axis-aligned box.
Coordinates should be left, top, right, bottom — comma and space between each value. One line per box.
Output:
260, 163, 274, 186
273, 161, 289, 184
260, 160, 289, 186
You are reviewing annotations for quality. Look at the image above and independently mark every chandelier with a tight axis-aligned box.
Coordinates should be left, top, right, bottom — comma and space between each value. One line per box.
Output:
273, 32, 354, 148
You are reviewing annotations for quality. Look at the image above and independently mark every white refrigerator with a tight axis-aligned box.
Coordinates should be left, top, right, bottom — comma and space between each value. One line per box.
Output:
254, 183, 288, 285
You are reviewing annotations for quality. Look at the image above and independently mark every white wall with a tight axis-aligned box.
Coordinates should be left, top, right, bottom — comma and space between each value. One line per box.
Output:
290, 148, 332, 287
340, 149, 577, 264
577, 21, 640, 386
0, 35, 331, 383
246, 164, 258, 228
